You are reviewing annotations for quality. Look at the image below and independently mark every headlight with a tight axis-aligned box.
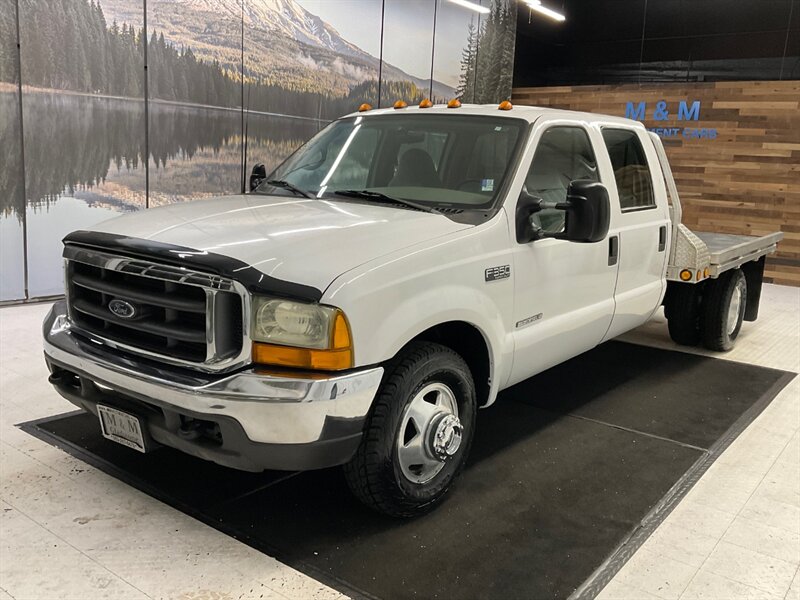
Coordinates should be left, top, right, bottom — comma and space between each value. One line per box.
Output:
252, 298, 336, 349
251, 297, 353, 370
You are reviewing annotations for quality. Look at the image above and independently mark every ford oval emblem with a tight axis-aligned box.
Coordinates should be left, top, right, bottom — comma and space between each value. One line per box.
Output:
108, 299, 136, 319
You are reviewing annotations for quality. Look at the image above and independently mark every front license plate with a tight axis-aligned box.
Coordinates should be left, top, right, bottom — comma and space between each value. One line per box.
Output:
97, 405, 146, 453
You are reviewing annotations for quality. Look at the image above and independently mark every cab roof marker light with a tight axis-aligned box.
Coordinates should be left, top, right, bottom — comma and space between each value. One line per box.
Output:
498, 100, 513, 110
358, 103, 372, 112
524, 0, 566, 22
447, 0, 490, 14
419, 98, 433, 108
394, 100, 408, 109
447, 98, 462, 109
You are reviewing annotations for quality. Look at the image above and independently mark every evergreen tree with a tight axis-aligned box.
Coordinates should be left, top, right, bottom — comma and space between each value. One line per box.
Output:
457, 0, 515, 104
456, 21, 477, 102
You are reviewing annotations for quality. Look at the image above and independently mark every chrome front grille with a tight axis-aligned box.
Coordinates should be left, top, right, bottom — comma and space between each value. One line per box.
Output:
64, 245, 248, 371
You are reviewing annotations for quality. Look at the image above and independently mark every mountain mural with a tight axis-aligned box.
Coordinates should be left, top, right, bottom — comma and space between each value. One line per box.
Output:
100, 0, 455, 100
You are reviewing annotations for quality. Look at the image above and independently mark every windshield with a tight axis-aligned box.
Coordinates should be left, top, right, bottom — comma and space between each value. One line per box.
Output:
261, 114, 526, 210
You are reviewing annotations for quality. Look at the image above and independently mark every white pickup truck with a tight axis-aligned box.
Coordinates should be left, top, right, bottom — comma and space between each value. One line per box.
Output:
43, 102, 782, 517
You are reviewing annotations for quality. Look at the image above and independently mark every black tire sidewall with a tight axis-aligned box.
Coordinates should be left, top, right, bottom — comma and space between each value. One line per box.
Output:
725, 272, 747, 341
345, 341, 477, 517
703, 269, 747, 351
666, 283, 703, 346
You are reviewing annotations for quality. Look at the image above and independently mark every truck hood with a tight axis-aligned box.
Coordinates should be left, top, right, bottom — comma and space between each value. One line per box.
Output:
88, 194, 471, 295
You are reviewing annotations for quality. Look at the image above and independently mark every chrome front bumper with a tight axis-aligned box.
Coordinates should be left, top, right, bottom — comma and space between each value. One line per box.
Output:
43, 301, 382, 470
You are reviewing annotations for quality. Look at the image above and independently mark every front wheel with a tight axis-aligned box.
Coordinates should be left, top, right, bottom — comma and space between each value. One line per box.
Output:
344, 341, 476, 518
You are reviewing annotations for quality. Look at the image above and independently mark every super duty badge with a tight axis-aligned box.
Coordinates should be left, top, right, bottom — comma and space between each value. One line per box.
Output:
485, 265, 511, 282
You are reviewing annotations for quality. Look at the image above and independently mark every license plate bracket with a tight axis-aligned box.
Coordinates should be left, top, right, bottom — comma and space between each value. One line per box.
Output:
97, 404, 148, 453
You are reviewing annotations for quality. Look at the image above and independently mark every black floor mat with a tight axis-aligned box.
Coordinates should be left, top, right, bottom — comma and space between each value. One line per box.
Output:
22, 341, 793, 600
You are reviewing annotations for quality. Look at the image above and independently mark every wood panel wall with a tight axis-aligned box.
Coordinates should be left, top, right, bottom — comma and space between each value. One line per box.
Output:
511, 81, 800, 286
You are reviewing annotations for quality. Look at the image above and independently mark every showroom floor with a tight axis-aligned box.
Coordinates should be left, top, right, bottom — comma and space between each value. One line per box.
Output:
1, 285, 798, 600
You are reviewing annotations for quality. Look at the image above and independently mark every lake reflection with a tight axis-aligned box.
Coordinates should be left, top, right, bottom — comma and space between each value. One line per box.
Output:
0, 91, 321, 300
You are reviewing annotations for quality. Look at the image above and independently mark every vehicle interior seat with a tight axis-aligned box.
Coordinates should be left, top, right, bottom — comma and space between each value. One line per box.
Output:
526, 152, 571, 233
389, 148, 440, 187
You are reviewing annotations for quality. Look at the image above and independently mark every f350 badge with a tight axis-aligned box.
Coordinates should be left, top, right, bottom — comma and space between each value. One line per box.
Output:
485, 265, 511, 282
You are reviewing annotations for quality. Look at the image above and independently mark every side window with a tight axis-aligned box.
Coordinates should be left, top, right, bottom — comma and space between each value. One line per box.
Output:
601, 128, 656, 211
525, 126, 599, 233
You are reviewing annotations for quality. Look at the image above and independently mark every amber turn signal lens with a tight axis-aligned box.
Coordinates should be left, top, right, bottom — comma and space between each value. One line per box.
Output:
252, 310, 354, 371
679, 269, 692, 281
252, 343, 353, 371
498, 100, 513, 110
394, 100, 408, 109
358, 103, 372, 112
419, 98, 433, 108
447, 98, 461, 109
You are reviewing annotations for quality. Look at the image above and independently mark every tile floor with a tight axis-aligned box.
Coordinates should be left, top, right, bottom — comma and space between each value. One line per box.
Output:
1, 284, 798, 600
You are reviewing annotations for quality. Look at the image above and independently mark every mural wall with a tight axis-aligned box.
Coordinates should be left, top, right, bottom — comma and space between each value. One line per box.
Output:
0, 0, 517, 302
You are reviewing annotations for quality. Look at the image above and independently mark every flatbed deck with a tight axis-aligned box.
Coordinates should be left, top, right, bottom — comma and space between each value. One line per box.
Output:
694, 231, 783, 275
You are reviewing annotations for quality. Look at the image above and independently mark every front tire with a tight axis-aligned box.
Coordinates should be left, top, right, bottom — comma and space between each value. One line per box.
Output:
701, 269, 747, 351
344, 341, 476, 518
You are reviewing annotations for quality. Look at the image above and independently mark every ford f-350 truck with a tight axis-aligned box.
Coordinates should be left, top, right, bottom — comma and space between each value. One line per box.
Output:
43, 102, 782, 517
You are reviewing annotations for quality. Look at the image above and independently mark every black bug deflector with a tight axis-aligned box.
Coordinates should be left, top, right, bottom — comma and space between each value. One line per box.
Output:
21, 342, 793, 600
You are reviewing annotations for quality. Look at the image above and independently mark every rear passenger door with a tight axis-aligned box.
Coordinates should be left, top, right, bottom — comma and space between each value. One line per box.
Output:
599, 127, 671, 340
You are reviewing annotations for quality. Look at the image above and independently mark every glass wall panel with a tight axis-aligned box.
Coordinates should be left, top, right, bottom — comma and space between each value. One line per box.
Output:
244, 113, 322, 184
441, 0, 517, 103
19, 0, 146, 297
0, 0, 25, 301
432, 0, 481, 104
147, 0, 243, 203
379, 0, 437, 107
243, 0, 382, 180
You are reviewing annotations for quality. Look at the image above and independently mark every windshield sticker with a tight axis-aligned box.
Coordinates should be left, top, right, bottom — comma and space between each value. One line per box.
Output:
481, 179, 494, 192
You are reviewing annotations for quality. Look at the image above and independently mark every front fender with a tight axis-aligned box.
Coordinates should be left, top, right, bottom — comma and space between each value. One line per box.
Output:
323, 211, 515, 405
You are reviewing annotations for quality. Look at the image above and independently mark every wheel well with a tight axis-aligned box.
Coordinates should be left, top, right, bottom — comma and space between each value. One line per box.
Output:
413, 322, 491, 407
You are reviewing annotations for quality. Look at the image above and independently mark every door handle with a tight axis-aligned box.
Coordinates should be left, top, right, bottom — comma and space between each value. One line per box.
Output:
608, 235, 619, 266
658, 225, 667, 252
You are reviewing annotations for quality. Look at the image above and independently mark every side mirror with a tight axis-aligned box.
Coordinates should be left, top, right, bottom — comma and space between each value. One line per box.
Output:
516, 180, 610, 244
249, 163, 267, 192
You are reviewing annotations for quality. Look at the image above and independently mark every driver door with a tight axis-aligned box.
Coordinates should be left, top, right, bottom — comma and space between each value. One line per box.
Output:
507, 121, 619, 387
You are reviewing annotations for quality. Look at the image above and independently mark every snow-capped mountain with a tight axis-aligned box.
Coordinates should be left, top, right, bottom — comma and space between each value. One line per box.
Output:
100, 0, 454, 98
180, 0, 369, 59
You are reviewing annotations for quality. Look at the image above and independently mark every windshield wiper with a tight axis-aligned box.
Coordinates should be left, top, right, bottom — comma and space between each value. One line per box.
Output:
331, 190, 435, 213
265, 179, 313, 199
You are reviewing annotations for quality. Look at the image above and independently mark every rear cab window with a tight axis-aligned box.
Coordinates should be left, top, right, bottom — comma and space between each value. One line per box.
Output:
601, 128, 656, 211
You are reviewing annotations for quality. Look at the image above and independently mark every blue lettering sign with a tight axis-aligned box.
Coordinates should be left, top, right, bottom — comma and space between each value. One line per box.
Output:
678, 101, 700, 121
653, 101, 670, 121
628, 99, 712, 140
625, 101, 646, 121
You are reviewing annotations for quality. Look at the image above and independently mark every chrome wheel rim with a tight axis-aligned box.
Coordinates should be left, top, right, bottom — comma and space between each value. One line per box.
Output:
727, 279, 744, 336
397, 382, 462, 484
